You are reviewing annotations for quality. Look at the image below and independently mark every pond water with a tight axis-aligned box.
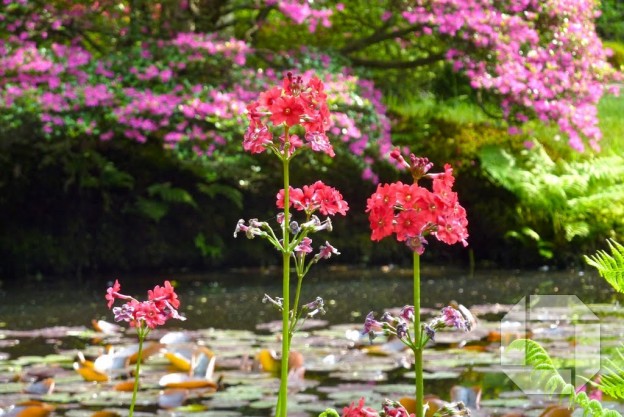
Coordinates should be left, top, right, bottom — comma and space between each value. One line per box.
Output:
1, 266, 623, 417
0, 266, 618, 331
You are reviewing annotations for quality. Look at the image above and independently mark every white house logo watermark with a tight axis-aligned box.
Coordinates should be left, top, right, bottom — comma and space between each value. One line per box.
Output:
500, 295, 601, 394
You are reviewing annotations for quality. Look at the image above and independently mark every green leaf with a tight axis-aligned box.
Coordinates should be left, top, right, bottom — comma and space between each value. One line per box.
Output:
585, 239, 624, 293
509, 339, 623, 416
135, 198, 169, 222
197, 183, 243, 209
147, 182, 197, 208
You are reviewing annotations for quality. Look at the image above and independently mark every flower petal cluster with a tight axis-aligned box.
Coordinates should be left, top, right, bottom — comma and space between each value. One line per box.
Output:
105, 280, 185, 329
424, 306, 474, 342
343, 398, 380, 417
364, 305, 472, 345
244, 72, 334, 156
401, 0, 621, 151
277, 181, 349, 216
366, 154, 468, 253
342, 398, 414, 417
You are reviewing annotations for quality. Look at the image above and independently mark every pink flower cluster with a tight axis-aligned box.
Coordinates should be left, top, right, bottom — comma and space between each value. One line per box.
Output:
244, 72, 334, 156
402, 0, 621, 151
343, 398, 413, 417
0, 1, 396, 182
277, 181, 349, 216
105, 280, 185, 329
266, 0, 336, 32
366, 151, 468, 253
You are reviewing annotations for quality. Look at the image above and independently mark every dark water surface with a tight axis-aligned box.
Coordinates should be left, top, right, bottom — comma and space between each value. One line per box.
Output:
0, 266, 617, 331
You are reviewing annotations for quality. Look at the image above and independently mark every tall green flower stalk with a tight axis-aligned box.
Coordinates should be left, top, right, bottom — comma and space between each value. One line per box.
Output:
235, 73, 348, 417
276, 153, 291, 417
364, 150, 470, 417
413, 252, 424, 417
129, 326, 148, 417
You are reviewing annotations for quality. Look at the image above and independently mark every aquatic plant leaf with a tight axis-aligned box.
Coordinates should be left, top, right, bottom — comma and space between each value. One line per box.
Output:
40, 393, 74, 403
403, 371, 461, 380
0, 382, 24, 394
173, 412, 243, 417
12, 354, 73, 366
173, 404, 207, 412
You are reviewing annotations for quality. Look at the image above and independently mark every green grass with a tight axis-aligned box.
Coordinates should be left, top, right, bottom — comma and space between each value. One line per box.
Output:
598, 92, 624, 154
385, 90, 624, 158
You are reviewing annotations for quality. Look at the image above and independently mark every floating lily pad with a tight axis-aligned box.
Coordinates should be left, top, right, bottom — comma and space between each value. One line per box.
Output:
479, 398, 532, 407
328, 370, 387, 382
0, 382, 23, 394
12, 354, 74, 366
169, 411, 243, 417
403, 370, 461, 380
40, 392, 76, 403
372, 384, 416, 395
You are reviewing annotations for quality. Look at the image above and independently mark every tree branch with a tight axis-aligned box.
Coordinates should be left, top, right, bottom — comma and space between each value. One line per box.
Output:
340, 23, 424, 55
349, 54, 445, 69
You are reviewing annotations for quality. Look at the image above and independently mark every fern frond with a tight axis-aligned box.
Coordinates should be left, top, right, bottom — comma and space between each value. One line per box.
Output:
197, 183, 243, 209
584, 239, 624, 293
508, 339, 572, 396
594, 345, 624, 399
147, 182, 198, 208
509, 339, 623, 417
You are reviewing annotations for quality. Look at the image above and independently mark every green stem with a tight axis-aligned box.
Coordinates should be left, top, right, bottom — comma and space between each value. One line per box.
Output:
277, 154, 291, 417
289, 271, 305, 338
129, 327, 145, 417
413, 252, 423, 417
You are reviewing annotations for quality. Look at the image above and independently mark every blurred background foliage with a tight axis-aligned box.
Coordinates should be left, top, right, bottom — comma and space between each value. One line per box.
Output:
0, 0, 623, 282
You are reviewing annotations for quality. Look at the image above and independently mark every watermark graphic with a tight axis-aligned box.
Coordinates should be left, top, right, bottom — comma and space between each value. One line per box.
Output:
500, 295, 601, 394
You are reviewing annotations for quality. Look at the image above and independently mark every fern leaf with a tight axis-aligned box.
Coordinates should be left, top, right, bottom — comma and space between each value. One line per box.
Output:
594, 345, 624, 399
147, 182, 198, 208
584, 239, 624, 293
510, 339, 623, 417
197, 183, 243, 209
135, 198, 169, 222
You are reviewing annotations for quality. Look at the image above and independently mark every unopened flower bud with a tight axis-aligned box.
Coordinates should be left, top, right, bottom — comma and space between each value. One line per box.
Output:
399, 305, 415, 322
303, 296, 326, 317
262, 294, 284, 311
409, 154, 434, 180
396, 322, 408, 339
425, 324, 436, 341
380, 312, 394, 322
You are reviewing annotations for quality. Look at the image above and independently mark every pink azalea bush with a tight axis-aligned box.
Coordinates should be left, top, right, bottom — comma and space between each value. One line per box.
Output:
400, 0, 621, 151
0, 0, 392, 182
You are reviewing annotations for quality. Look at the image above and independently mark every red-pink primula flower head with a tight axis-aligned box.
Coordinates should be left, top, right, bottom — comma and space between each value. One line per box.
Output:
106, 280, 185, 329
366, 156, 468, 253
243, 72, 333, 157
276, 181, 349, 217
